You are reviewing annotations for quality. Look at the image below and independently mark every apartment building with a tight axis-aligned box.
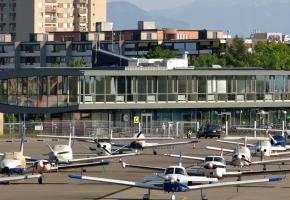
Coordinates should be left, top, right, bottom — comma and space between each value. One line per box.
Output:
0, 33, 93, 69
0, 0, 107, 41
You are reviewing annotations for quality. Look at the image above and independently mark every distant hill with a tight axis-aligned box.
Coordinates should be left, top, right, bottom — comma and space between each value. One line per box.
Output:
151, 0, 290, 36
108, 0, 290, 36
107, 1, 189, 30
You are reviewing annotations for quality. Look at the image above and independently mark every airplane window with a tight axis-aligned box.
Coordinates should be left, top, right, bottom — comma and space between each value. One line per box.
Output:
205, 157, 214, 162
165, 168, 174, 175
175, 168, 185, 175
214, 157, 225, 164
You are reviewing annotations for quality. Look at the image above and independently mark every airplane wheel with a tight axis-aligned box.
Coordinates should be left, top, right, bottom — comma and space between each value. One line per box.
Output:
153, 150, 157, 155
171, 194, 176, 200
38, 177, 43, 184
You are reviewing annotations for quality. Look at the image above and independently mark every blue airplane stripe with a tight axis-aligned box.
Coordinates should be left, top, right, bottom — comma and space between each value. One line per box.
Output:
68, 174, 82, 180
269, 177, 283, 182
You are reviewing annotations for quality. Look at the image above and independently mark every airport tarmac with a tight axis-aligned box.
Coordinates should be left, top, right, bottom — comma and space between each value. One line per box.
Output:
0, 138, 290, 200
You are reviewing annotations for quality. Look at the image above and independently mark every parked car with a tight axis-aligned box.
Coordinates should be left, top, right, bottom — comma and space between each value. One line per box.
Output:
197, 124, 221, 139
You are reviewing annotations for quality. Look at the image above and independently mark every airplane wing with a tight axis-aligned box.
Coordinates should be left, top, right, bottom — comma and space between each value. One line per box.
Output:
0, 174, 41, 183
68, 152, 137, 163
54, 160, 110, 170
121, 161, 165, 171
164, 154, 205, 162
271, 151, 290, 156
206, 146, 234, 153
142, 140, 198, 149
37, 134, 174, 142
224, 169, 290, 177
68, 174, 163, 190
216, 140, 255, 147
37, 135, 99, 141
251, 158, 290, 165
188, 177, 283, 190
235, 127, 286, 132
111, 137, 174, 141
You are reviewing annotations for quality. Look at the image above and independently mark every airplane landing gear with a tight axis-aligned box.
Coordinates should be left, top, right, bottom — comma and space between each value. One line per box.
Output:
201, 195, 208, 200
171, 193, 176, 200
38, 176, 43, 184
153, 149, 157, 155
143, 189, 151, 200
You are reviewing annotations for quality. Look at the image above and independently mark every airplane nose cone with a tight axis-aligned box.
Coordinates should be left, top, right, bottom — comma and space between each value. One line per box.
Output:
208, 163, 214, 169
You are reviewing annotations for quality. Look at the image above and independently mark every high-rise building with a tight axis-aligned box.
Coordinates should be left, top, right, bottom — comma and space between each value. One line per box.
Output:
0, 0, 107, 41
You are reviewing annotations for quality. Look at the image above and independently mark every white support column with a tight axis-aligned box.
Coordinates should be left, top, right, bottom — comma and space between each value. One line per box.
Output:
225, 121, 228, 136
254, 121, 257, 137
0, 113, 3, 136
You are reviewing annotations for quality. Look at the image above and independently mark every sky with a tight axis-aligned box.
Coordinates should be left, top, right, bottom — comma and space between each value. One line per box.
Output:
108, 0, 194, 10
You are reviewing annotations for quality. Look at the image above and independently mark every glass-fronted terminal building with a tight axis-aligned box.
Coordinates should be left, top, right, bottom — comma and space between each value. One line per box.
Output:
0, 67, 289, 127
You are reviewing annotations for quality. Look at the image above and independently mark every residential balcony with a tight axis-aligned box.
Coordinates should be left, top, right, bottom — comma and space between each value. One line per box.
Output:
45, 0, 57, 3
45, 17, 57, 23
45, 27, 57, 32
75, 0, 88, 3
45, 6, 57, 13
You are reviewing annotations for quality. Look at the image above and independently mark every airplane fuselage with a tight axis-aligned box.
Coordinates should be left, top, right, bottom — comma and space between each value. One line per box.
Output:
49, 145, 73, 163
232, 147, 251, 167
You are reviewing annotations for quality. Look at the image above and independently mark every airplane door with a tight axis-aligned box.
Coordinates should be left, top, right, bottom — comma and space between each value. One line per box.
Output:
141, 113, 153, 137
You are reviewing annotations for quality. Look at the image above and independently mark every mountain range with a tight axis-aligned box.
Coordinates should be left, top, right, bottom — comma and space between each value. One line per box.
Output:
108, 0, 290, 36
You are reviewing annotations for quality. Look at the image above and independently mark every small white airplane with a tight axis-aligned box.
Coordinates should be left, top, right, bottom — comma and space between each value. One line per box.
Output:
0, 136, 43, 184
38, 131, 197, 155
164, 152, 290, 179
216, 138, 290, 158
69, 155, 284, 200
206, 140, 290, 168
41, 133, 138, 164
0, 134, 111, 184
235, 126, 290, 146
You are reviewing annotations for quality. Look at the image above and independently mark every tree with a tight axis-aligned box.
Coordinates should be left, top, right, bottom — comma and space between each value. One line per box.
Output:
252, 41, 290, 69
224, 36, 253, 67
144, 46, 176, 59
66, 58, 87, 68
190, 54, 226, 68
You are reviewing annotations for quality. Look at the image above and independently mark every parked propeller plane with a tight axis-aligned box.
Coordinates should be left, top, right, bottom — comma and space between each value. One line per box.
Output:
69, 154, 284, 200
164, 152, 290, 179
38, 131, 197, 155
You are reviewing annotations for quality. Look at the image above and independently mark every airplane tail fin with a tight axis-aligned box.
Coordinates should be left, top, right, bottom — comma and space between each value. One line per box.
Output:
220, 146, 224, 157
20, 130, 24, 154
178, 152, 183, 167
135, 131, 143, 139
68, 132, 72, 148
244, 136, 248, 147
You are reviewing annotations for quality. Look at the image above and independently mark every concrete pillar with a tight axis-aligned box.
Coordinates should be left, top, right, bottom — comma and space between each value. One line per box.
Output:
0, 113, 3, 136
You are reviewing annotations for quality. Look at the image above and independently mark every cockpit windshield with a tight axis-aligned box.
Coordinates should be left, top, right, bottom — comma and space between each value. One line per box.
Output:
205, 157, 214, 162
214, 157, 225, 163
164, 167, 185, 175
165, 168, 174, 175
175, 168, 185, 175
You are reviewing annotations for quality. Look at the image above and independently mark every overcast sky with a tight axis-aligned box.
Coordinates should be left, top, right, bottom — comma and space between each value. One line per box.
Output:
108, 0, 194, 10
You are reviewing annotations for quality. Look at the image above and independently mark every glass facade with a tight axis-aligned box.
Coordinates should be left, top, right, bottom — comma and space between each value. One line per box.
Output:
1, 74, 290, 107
0, 76, 78, 107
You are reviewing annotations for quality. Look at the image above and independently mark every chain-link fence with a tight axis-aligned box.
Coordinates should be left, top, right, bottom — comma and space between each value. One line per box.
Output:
2, 119, 287, 140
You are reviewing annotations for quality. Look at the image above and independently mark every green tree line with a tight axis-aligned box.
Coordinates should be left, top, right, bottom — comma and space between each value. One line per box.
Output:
191, 37, 290, 69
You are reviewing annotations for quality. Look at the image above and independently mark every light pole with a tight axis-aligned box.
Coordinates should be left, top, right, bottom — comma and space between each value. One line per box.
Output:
239, 110, 243, 125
